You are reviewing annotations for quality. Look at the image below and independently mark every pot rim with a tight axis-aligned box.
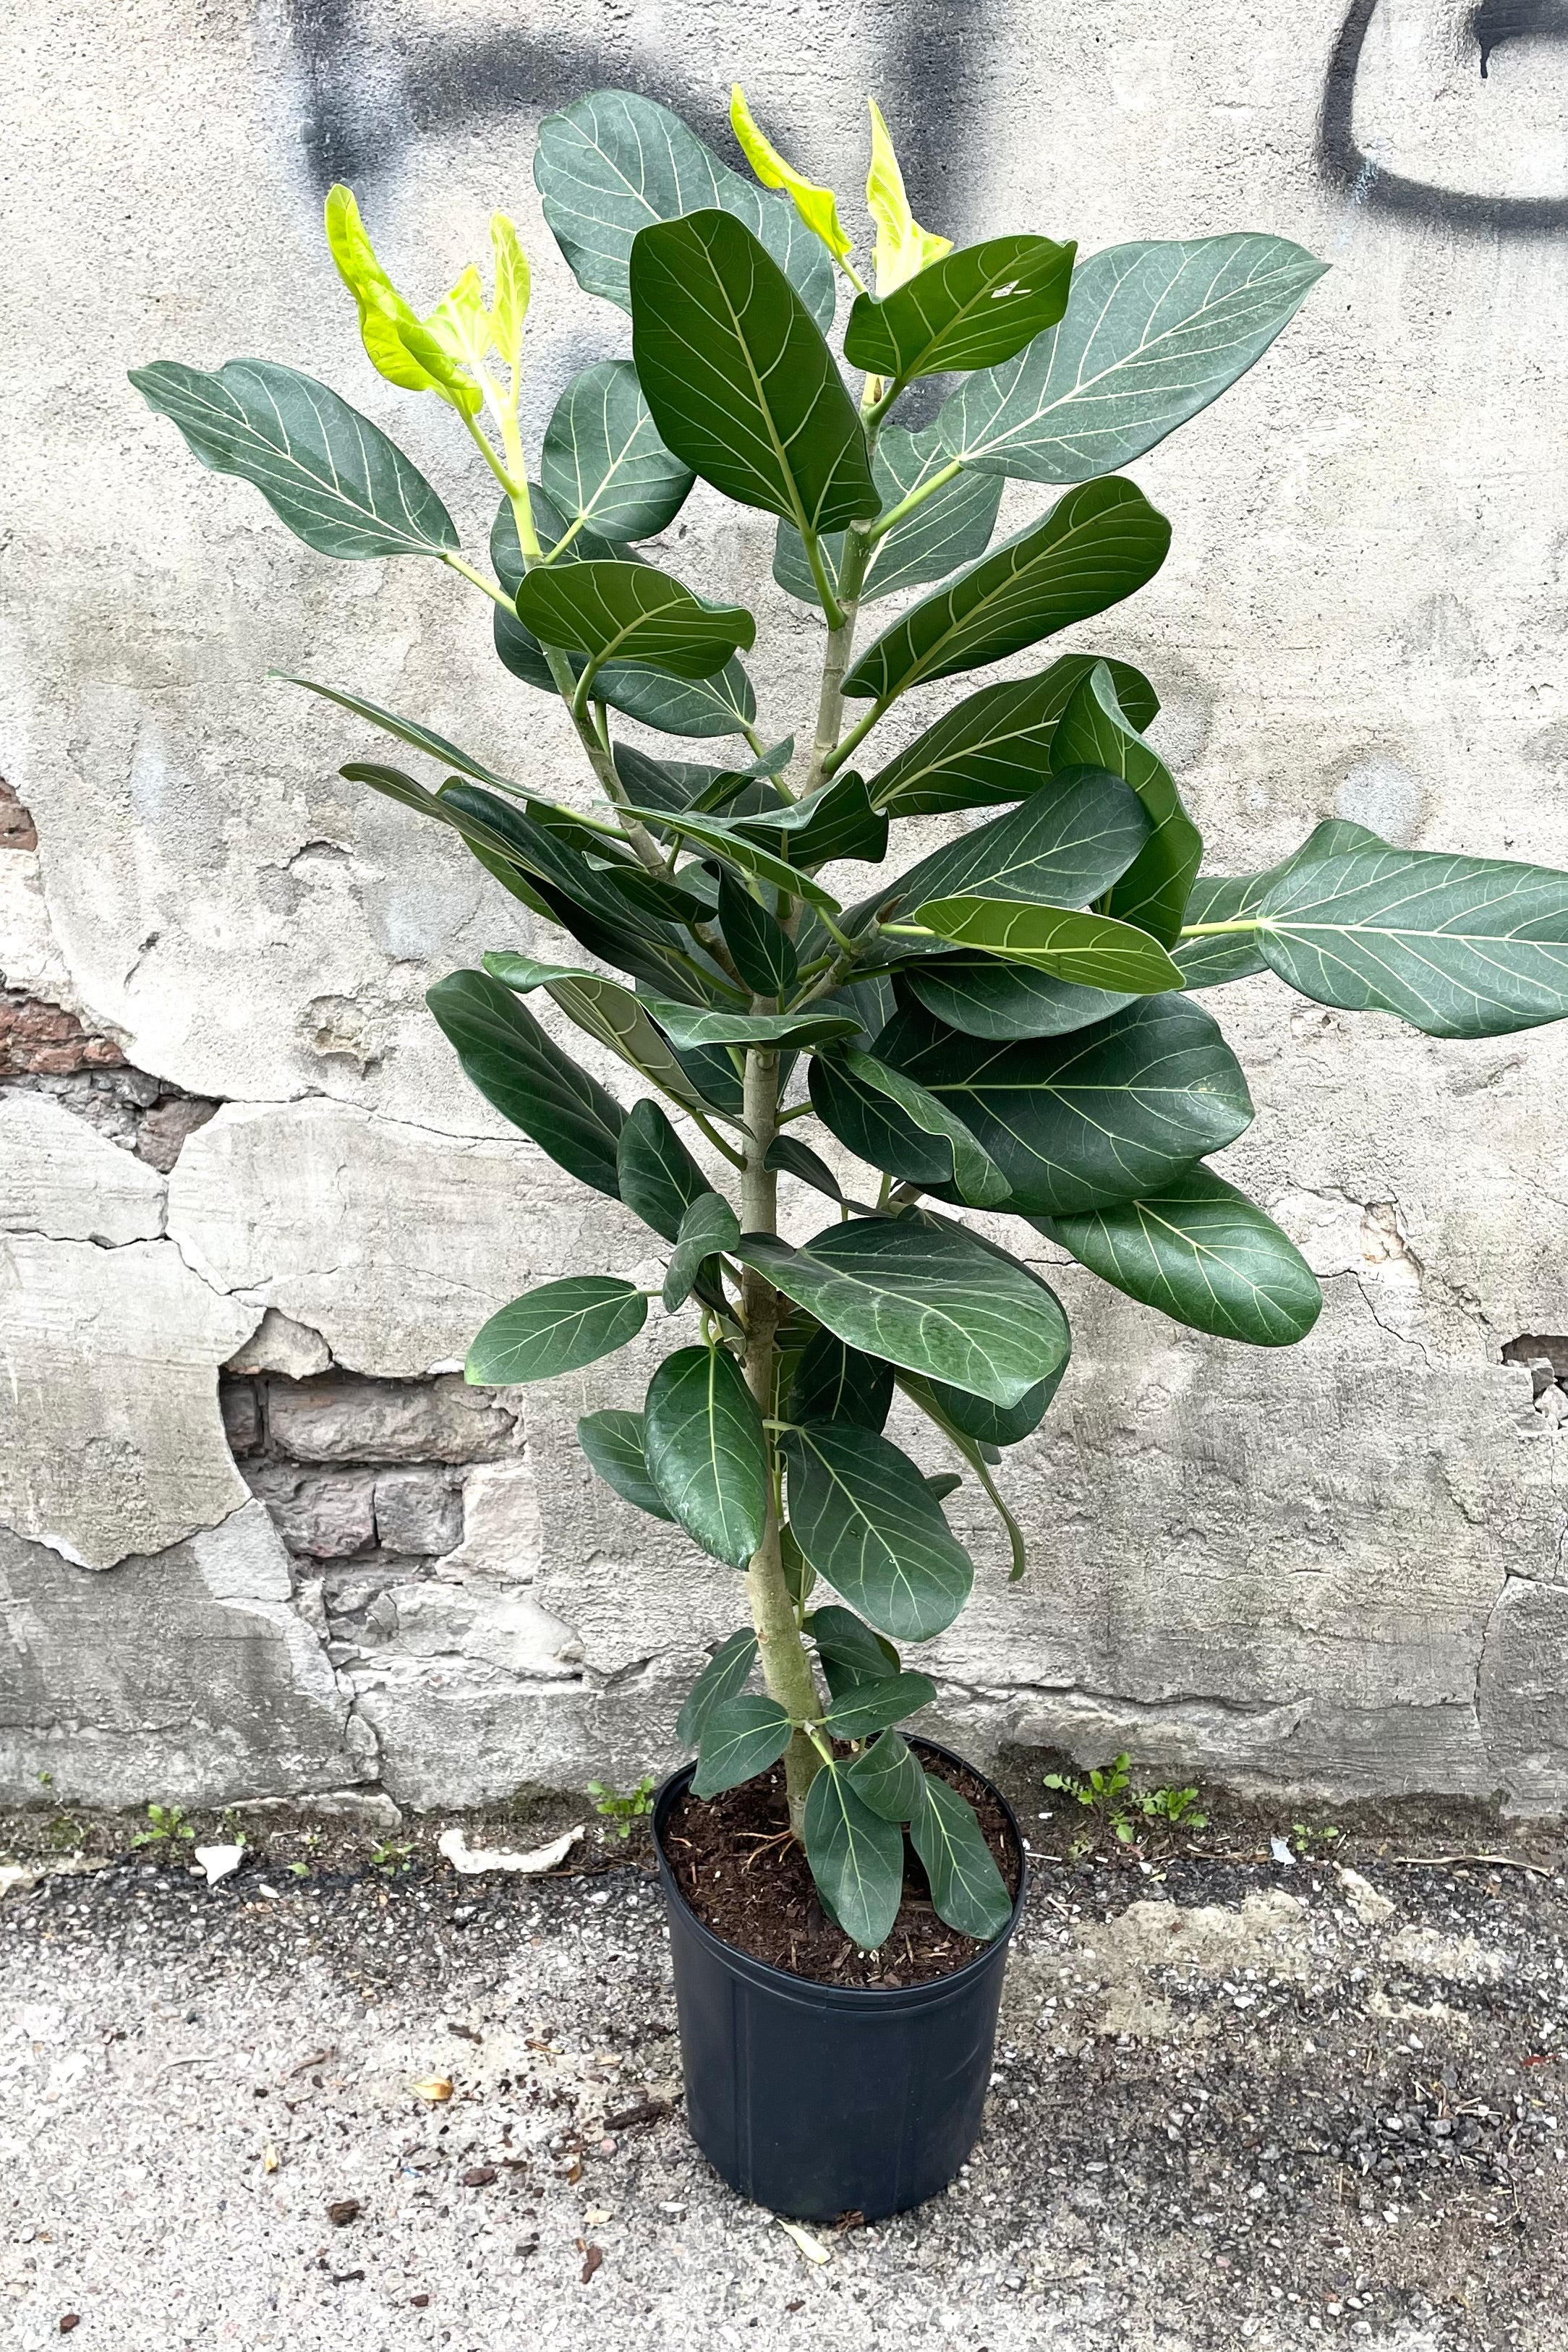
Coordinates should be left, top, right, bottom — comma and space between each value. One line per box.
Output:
653, 1733, 1028, 2006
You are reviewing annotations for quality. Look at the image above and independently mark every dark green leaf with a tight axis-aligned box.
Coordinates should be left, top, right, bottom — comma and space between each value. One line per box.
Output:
340, 763, 554, 921
912, 897, 1186, 994
822, 1671, 937, 1738
718, 872, 798, 994
676, 1629, 759, 1747
803, 1765, 906, 1950
924, 1472, 964, 1503
866, 655, 1159, 819
620, 804, 842, 909
785, 1422, 975, 1640
912, 1773, 1013, 1939
1253, 834, 1568, 1039
764, 1135, 848, 1204
900, 1365, 1062, 1449
806, 1603, 900, 1687
842, 478, 1170, 707
873, 994, 1254, 1214
737, 1217, 1071, 1407
466, 1277, 647, 1384
427, 971, 624, 1197
616, 1099, 715, 1243
789, 1329, 894, 1432
1033, 1164, 1322, 1345
642, 999, 859, 1050
577, 1408, 676, 1522
1052, 660, 1201, 946
1170, 822, 1384, 989
845, 234, 1075, 383
898, 1373, 1030, 1583
630, 210, 879, 537
733, 772, 888, 868
938, 234, 1327, 482
902, 953, 1136, 1041
846, 1731, 928, 1823
514, 559, 754, 686
662, 1192, 741, 1313
644, 1344, 769, 1568
693, 1695, 793, 1797
811, 1047, 1012, 1207
774, 421, 1002, 610
535, 88, 835, 328
130, 359, 457, 560
541, 357, 694, 541
281, 676, 511, 788
780, 1519, 815, 1609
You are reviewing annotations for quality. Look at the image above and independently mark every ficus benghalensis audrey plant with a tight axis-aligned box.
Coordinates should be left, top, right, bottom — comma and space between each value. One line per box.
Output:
133, 88, 1568, 1953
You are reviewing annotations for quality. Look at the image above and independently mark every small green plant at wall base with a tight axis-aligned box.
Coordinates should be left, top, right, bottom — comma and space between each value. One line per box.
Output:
1044, 1757, 1206, 1845
135, 82, 1568, 1956
588, 1776, 657, 1839
1139, 1785, 1207, 1833
132, 1804, 195, 1850
370, 1840, 414, 1875
1291, 1821, 1343, 1857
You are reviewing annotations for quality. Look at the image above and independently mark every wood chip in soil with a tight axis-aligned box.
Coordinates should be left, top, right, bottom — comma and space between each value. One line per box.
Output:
661, 1744, 1020, 1989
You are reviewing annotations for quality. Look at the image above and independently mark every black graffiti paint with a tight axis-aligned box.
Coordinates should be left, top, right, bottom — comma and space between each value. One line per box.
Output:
1320, 0, 1568, 233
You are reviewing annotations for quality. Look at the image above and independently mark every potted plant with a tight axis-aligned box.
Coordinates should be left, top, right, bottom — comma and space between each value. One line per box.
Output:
132, 85, 1568, 2222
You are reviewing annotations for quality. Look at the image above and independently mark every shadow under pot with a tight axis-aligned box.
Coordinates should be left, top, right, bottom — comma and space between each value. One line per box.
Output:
652, 1738, 1026, 2223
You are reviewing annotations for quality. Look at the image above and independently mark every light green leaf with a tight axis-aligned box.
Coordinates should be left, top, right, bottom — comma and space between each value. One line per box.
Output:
912, 1772, 1013, 1940
843, 477, 1170, 707
1171, 823, 1384, 989
482, 954, 727, 1121
578, 1408, 675, 1522
426, 971, 624, 1199
864, 768, 1151, 948
644, 1344, 769, 1569
938, 234, 1326, 482
466, 1276, 647, 1385
323, 184, 480, 412
618, 805, 842, 908
534, 88, 835, 328
902, 954, 1138, 1041
822, 1670, 937, 1739
867, 655, 1158, 818
693, 1695, 793, 1797
676, 1628, 759, 1747
629, 210, 879, 539
1253, 835, 1568, 1039
845, 234, 1075, 385
129, 359, 458, 561
846, 1730, 928, 1823
730, 85, 851, 261
641, 998, 861, 1051
489, 213, 530, 372
616, 1099, 716, 1243
739, 1218, 1071, 1408
774, 421, 1002, 611
662, 1192, 741, 1313
803, 1763, 906, 1950
1033, 1164, 1322, 1345
913, 897, 1186, 994
1052, 660, 1201, 947
514, 559, 754, 689
540, 358, 695, 541
785, 1422, 975, 1642
872, 994, 1254, 1215
865, 99, 952, 297
813, 1047, 1012, 1207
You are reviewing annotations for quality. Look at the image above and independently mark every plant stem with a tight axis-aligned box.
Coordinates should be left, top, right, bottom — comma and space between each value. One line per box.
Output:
1178, 918, 1264, 937
739, 1042, 823, 1837
801, 522, 874, 800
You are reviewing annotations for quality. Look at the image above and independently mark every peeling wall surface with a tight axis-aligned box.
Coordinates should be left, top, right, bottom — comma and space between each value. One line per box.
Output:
3, 0, 1567, 1814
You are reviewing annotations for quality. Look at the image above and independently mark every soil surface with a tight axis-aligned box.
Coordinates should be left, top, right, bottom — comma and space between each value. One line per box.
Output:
662, 1746, 1021, 1987
4, 1787, 1567, 2350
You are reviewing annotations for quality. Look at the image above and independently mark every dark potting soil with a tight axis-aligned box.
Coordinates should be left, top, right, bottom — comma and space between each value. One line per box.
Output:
661, 1746, 1021, 1989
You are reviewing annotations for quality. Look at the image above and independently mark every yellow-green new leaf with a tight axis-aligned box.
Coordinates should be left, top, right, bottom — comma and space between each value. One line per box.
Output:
323, 184, 480, 414
730, 85, 852, 262
913, 896, 1186, 994
865, 99, 952, 296
490, 213, 530, 371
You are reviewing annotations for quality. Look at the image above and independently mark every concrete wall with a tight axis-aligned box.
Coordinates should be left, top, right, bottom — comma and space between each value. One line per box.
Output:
4, 0, 1567, 1814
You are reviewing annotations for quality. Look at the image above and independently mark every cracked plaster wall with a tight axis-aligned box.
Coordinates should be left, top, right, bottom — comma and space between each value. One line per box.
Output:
2, 0, 1567, 1812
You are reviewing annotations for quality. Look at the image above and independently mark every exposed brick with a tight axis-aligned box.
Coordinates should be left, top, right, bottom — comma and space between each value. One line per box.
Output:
219, 1379, 263, 1457
137, 1094, 218, 1172
374, 1469, 461, 1556
266, 1373, 519, 1466
0, 780, 37, 851
242, 1462, 378, 1559
0, 991, 124, 1079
